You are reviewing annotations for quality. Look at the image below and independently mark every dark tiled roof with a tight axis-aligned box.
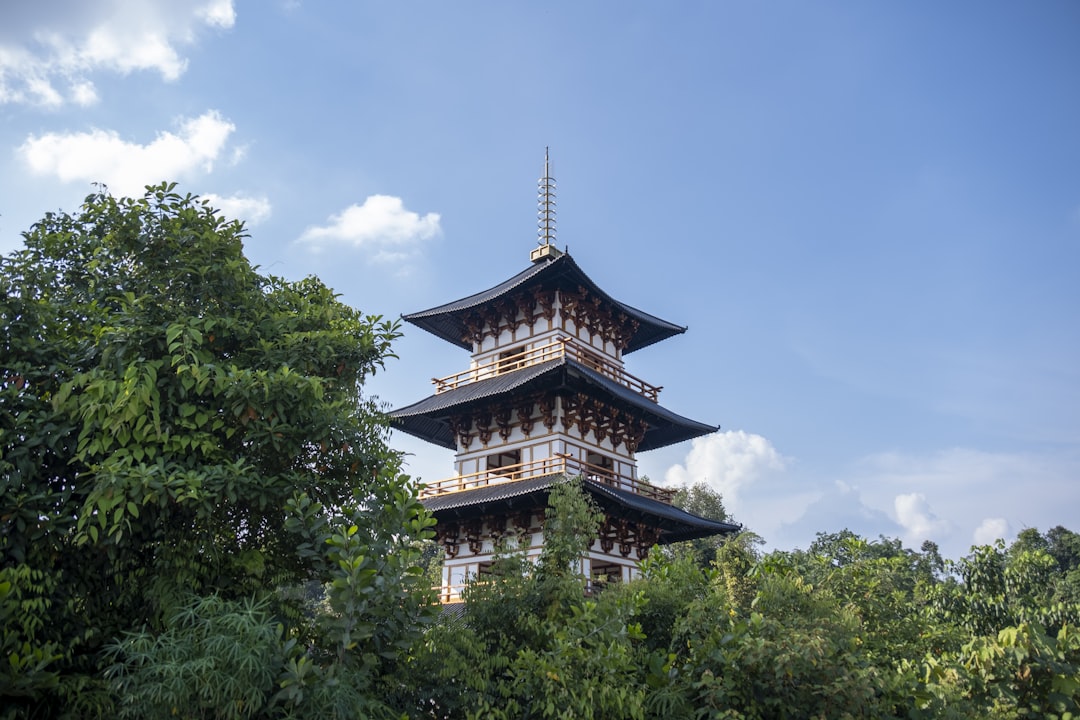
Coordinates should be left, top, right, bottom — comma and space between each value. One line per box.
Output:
437, 602, 467, 621
585, 479, 741, 541
402, 253, 685, 354
422, 475, 739, 543
389, 357, 718, 452
423, 474, 556, 513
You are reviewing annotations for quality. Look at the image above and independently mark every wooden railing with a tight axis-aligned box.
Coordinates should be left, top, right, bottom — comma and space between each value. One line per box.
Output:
432, 338, 661, 402
434, 583, 468, 604
419, 453, 676, 504
433, 577, 616, 604
434, 575, 624, 604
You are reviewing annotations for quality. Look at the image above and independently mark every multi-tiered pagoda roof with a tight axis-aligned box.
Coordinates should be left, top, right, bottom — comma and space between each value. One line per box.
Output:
390, 253, 718, 452
403, 252, 685, 353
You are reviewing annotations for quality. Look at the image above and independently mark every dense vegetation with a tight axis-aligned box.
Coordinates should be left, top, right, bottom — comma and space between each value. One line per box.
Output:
399, 485, 1080, 720
2, 187, 1078, 718
0, 186, 433, 718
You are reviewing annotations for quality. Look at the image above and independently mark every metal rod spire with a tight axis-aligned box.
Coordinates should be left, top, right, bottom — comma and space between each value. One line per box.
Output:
537, 146, 556, 246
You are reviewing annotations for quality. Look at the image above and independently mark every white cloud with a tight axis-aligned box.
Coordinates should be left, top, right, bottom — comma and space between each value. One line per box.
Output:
844, 447, 1078, 558
893, 492, 950, 544
203, 193, 272, 226
973, 517, 1010, 547
196, 0, 237, 28
69, 79, 98, 105
18, 110, 236, 198
681, 440, 1080, 559
663, 430, 787, 513
770, 482, 898, 550
0, 1, 235, 107
299, 195, 442, 260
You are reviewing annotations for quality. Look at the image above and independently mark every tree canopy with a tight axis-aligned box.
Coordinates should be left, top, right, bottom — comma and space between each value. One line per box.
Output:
0, 184, 433, 717
398, 494, 1080, 720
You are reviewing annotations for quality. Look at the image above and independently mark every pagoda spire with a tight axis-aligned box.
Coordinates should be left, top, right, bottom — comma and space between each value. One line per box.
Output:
531, 147, 563, 263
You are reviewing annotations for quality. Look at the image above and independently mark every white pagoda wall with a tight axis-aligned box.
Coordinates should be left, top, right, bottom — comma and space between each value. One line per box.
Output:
470, 290, 624, 365
452, 394, 637, 483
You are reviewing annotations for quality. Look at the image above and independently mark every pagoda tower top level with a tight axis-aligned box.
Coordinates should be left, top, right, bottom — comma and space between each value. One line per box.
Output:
401, 252, 686, 355
404, 149, 682, 354
392, 150, 717, 456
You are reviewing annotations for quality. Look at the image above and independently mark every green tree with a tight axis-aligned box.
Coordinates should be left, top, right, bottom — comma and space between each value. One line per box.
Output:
0, 184, 431, 717
919, 540, 1080, 719
666, 566, 897, 719
1015, 526, 1080, 605
1046, 526, 1080, 573
400, 479, 647, 719
931, 541, 1078, 638
103, 595, 283, 720
797, 532, 951, 664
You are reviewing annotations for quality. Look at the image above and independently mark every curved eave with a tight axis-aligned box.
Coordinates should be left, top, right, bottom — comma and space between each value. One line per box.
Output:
402, 253, 685, 354
423, 475, 740, 544
388, 357, 718, 452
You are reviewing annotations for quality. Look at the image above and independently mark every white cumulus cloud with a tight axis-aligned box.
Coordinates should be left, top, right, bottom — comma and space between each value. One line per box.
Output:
664, 430, 787, 513
17, 110, 236, 198
973, 517, 1010, 547
839, 447, 1078, 558
299, 195, 442, 261
0, 0, 235, 107
893, 492, 950, 545
658, 438, 1077, 558
202, 193, 272, 226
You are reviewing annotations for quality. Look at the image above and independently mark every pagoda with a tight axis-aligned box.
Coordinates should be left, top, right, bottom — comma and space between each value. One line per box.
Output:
390, 152, 737, 601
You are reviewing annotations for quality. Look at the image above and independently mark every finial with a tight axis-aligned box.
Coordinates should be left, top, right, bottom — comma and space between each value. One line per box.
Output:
531, 147, 563, 263
538, 146, 556, 246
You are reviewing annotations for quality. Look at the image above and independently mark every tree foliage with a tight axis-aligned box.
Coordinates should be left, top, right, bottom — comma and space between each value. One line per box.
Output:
394, 513, 1080, 719
397, 480, 648, 719
0, 184, 433, 717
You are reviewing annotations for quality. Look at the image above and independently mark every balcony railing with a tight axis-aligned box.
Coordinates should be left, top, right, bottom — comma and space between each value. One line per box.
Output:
432, 338, 661, 402
419, 453, 676, 504
432, 576, 619, 604
434, 583, 468, 604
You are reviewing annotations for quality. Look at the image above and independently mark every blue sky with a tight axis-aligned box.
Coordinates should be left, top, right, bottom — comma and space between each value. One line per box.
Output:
2, 1, 1078, 559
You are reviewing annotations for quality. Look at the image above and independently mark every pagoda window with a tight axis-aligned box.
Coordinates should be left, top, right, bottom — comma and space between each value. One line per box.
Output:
487, 449, 521, 477
585, 451, 615, 484
591, 561, 623, 588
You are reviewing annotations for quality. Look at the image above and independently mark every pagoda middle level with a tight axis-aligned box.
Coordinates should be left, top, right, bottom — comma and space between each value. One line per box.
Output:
390, 155, 737, 601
